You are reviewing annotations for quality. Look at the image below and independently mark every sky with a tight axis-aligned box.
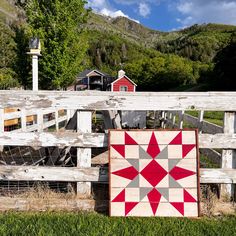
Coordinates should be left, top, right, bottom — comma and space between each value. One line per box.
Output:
87, 0, 236, 31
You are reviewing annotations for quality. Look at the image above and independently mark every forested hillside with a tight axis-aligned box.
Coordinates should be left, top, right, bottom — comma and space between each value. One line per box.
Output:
86, 30, 210, 91
85, 13, 236, 91
156, 24, 236, 63
0, 1, 236, 91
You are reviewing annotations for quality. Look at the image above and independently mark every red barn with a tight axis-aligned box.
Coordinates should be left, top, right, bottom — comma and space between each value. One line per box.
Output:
110, 70, 137, 92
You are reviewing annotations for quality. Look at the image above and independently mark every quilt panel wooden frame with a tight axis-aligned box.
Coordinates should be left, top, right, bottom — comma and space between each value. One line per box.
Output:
109, 130, 200, 217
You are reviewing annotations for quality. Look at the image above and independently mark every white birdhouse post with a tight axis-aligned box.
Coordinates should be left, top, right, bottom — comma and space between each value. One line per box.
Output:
27, 38, 41, 91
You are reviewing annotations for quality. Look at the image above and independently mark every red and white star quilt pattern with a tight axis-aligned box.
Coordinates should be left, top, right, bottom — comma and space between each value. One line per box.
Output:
109, 130, 199, 217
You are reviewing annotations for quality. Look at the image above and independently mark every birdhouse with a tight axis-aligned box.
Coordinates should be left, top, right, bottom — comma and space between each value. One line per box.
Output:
28, 37, 41, 55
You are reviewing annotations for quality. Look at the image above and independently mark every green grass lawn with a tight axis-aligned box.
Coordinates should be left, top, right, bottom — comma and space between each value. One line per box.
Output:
203, 111, 224, 126
168, 111, 224, 129
0, 212, 236, 236
185, 111, 224, 126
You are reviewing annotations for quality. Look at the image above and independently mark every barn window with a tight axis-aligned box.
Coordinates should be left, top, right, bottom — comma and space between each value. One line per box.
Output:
120, 86, 128, 91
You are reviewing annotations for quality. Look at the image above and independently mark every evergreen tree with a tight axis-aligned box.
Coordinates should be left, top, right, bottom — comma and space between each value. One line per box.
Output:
213, 34, 236, 90
13, 24, 32, 89
0, 21, 18, 89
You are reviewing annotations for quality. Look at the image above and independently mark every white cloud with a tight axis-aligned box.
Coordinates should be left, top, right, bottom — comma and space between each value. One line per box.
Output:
87, 0, 108, 9
87, 0, 140, 23
113, 0, 162, 18
139, 3, 151, 17
176, 2, 193, 14
114, 0, 140, 5
175, 0, 236, 27
114, 0, 162, 5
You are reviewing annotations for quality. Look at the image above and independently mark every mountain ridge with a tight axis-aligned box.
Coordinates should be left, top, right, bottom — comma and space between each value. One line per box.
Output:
86, 12, 179, 47
1, 0, 235, 53
1, 2, 236, 90
86, 12, 236, 62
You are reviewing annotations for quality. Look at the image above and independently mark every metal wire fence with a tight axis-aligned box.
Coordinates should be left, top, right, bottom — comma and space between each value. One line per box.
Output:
0, 145, 108, 197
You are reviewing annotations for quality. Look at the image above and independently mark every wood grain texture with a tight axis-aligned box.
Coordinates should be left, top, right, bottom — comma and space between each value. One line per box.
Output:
200, 168, 236, 184
221, 112, 236, 197
0, 132, 107, 147
20, 109, 27, 131
1, 91, 236, 111
77, 111, 92, 195
77, 111, 92, 167
0, 166, 108, 182
198, 134, 236, 148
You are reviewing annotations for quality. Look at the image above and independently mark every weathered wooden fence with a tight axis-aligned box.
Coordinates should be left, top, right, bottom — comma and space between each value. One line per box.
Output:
1, 108, 68, 132
1, 90, 236, 211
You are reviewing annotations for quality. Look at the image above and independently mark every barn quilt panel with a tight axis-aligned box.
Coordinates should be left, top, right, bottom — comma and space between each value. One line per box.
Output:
109, 130, 199, 217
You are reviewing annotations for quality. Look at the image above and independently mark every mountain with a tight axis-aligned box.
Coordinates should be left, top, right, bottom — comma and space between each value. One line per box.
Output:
86, 13, 236, 64
1, 2, 236, 90
86, 13, 169, 48
86, 12, 182, 48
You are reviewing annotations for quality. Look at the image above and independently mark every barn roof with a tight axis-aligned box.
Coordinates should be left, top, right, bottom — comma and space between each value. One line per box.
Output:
111, 75, 137, 86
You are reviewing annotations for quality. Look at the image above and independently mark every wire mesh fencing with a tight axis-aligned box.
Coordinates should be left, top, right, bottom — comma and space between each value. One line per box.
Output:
0, 144, 109, 201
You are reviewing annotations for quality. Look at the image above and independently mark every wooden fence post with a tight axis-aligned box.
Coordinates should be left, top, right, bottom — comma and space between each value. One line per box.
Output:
77, 110, 92, 196
178, 110, 185, 129
169, 112, 172, 121
0, 109, 4, 152
21, 109, 27, 131
102, 111, 113, 130
0, 109, 4, 133
55, 110, 59, 131
172, 112, 176, 128
221, 112, 236, 199
37, 111, 44, 131
102, 111, 121, 129
198, 110, 204, 134
161, 111, 165, 128
153, 111, 158, 129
